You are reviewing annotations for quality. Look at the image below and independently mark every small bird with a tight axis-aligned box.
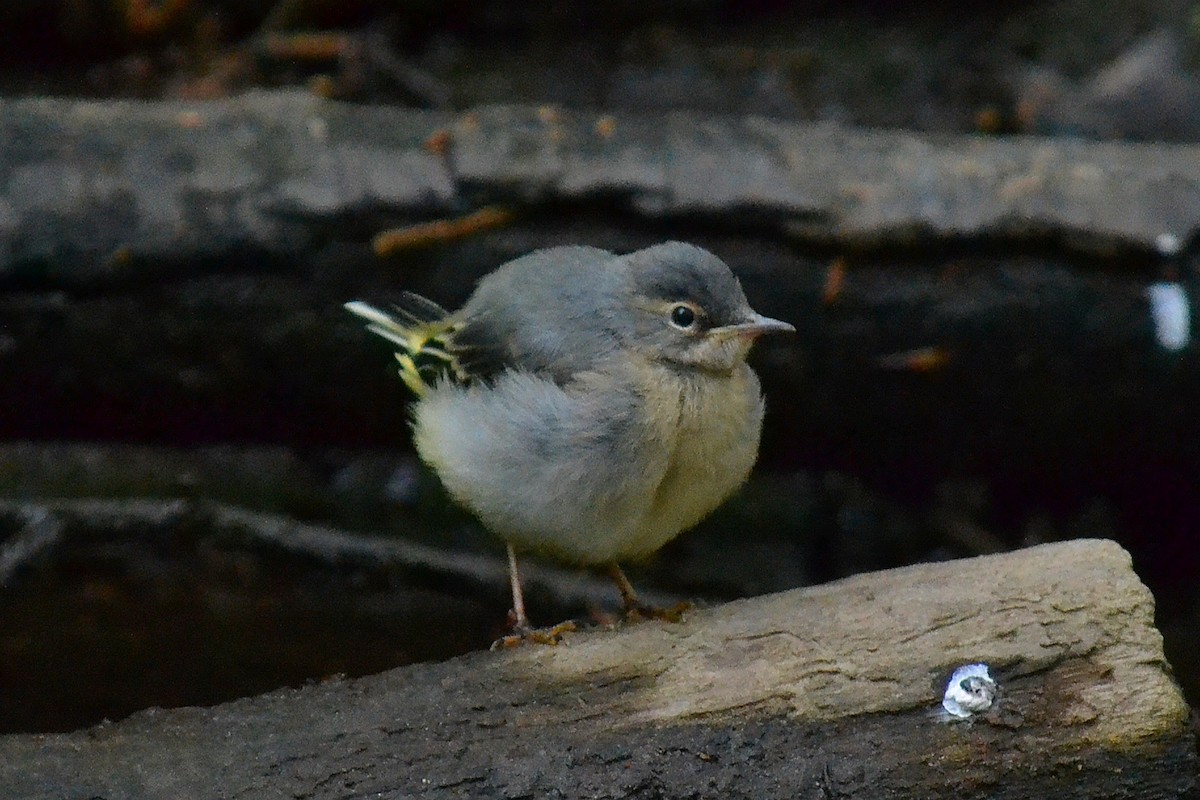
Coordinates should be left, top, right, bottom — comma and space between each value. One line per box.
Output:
346, 241, 793, 644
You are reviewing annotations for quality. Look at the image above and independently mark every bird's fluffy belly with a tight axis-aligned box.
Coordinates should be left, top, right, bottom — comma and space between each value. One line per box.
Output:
412, 364, 764, 564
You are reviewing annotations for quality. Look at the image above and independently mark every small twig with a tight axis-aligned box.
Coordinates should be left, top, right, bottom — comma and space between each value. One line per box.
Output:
259, 31, 350, 62
373, 206, 515, 256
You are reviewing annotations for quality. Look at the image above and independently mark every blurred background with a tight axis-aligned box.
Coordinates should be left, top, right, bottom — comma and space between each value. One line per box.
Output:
0, 0, 1198, 737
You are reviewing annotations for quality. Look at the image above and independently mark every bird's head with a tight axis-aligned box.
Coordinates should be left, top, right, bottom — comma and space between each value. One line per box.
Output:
621, 242, 794, 374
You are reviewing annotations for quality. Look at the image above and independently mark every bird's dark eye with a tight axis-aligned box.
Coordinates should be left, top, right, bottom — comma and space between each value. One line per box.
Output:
670, 304, 696, 329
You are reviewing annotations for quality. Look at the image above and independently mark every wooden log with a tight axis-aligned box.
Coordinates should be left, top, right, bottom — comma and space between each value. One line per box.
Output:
0, 93, 1199, 288
0, 539, 1192, 799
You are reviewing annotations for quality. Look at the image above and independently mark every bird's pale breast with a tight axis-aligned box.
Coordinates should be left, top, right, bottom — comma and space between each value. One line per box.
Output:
411, 357, 764, 564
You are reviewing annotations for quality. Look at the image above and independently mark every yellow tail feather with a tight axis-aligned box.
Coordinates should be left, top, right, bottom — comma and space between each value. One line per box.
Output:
345, 300, 461, 396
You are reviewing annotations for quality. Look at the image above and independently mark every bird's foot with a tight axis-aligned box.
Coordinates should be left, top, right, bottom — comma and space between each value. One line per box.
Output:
622, 600, 693, 624
490, 615, 578, 650
605, 564, 693, 624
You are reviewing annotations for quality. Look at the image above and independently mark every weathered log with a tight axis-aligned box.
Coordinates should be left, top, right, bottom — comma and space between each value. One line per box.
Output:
0, 539, 1192, 799
0, 93, 1198, 288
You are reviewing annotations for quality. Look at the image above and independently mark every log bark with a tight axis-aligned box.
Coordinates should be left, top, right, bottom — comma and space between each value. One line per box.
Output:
0, 539, 1192, 799
0, 93, 1198, 288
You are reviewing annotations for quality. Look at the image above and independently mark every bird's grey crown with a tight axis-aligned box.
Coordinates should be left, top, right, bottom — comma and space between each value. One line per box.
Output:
446, 242, 752, 383
623, 242, 753, 328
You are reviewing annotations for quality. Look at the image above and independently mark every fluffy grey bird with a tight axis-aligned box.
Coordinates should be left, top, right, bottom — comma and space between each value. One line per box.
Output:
346, 241, 792, 644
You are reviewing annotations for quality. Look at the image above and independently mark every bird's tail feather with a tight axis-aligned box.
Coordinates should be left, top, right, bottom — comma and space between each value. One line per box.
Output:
344, 295, 461, 396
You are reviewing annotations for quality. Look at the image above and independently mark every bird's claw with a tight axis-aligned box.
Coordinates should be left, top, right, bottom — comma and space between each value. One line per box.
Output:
623, 600, 693, 624
491, 618, 578, 650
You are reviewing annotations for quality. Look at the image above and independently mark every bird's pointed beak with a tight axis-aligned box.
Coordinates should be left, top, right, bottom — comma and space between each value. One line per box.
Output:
715, 313, 796, 339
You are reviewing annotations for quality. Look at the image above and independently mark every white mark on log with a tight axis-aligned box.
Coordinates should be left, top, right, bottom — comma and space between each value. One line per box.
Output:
941, 663, 997, 719
1147, 281, 1190, 352
1155, 232, 1182, 256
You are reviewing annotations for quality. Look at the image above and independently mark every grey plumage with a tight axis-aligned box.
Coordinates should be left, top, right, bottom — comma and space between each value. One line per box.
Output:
346, 241, 793, 633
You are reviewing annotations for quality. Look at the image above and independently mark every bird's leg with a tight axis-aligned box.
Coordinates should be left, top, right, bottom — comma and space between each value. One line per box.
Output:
491, 544, 576, 649
606, 563, 691, 623
607, 562, 642, 612
506, 542, 532, 632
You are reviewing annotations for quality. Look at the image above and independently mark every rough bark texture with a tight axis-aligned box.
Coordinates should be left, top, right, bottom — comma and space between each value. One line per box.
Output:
0, 93, 1198, 288
0, 539, 1192, 799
